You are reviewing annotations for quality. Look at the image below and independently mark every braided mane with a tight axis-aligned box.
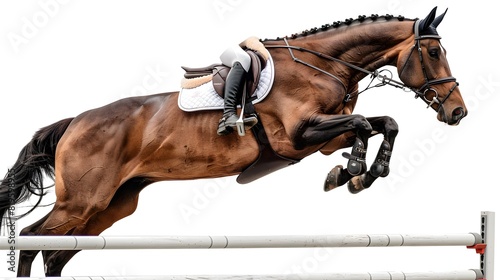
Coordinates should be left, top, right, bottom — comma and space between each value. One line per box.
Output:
263, 14, 417, 41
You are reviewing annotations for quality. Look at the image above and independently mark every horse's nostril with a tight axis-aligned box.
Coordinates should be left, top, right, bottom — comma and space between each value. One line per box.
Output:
453, 107, 464, 117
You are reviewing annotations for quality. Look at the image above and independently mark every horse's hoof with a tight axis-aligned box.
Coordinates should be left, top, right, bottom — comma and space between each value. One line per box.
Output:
347, 176, 366, 194
324, 165, 343, 192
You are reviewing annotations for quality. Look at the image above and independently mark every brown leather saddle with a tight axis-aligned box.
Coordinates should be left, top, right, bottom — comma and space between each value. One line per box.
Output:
181, 50, 267, 99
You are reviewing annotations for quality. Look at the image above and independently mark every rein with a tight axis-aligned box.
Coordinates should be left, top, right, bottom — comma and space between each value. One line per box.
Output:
265, 20, 459, 112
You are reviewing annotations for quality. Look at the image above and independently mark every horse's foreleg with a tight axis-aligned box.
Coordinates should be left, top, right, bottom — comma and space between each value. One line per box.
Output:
324, 136, 370, 191
348, 116, 399, 193
298, 114, 372, 150
367, 116, 398, 177
295, 114, 373, 191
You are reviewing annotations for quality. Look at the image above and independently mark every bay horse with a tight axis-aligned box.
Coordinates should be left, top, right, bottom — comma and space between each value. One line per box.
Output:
1, 7, 466, 277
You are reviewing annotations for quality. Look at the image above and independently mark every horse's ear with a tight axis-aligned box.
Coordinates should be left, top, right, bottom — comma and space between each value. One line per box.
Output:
419, 6, 438, 31
432, 8, 448, 28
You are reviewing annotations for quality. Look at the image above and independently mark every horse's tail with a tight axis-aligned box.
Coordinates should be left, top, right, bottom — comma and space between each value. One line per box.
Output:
0, 117, 74, 227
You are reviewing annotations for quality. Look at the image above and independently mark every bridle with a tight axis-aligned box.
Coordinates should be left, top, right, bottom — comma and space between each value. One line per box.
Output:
399, 19, 459, 112
265, 19, 459, 112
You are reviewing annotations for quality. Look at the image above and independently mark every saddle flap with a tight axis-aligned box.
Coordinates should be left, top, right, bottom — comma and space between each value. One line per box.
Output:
245, 50, 263, 98
212, 66, 230, 97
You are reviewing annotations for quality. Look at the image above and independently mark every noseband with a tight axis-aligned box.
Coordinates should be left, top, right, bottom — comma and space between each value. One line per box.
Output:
399, 19, 459, 112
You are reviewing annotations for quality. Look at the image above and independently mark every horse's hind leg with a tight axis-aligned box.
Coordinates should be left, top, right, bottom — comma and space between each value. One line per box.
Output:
22, 173, 121, 276
17, 211, 52, 277
348, 116, 399, 193
42, 178, 149, 277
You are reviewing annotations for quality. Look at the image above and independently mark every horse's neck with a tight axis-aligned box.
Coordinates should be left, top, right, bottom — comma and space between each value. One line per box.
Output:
292, 20, 414, 85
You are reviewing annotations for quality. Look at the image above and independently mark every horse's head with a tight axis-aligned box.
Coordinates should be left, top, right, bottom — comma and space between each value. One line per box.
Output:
397, 7, 467, 125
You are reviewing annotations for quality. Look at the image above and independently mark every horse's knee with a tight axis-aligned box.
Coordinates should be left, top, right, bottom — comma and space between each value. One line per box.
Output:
352, 114, 372, 133
381, 116, 399, 137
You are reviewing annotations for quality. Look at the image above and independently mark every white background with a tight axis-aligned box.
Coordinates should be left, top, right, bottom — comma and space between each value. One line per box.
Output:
0, 0, 498, 278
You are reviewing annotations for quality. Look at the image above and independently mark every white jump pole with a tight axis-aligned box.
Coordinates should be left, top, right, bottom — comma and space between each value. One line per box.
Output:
0, 233, 481, 250
0, 212, 493, 280
2, 270, 484, 280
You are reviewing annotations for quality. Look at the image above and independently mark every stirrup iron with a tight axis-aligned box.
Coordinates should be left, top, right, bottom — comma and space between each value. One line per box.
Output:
236, 84, 247, 136
236, 84, 258, 136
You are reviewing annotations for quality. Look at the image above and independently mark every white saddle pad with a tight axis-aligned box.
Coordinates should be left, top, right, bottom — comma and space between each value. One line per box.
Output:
178, 55, 274, 112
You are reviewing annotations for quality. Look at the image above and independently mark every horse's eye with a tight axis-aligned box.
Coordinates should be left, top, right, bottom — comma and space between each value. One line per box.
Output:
428, 49, 439, 59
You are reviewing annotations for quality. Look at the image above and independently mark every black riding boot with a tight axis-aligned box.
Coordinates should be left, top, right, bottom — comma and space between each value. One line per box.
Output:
217, 62, 257, 135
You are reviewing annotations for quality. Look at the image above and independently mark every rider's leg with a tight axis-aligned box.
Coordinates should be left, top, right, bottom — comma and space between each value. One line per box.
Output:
217, 46, 257, 135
